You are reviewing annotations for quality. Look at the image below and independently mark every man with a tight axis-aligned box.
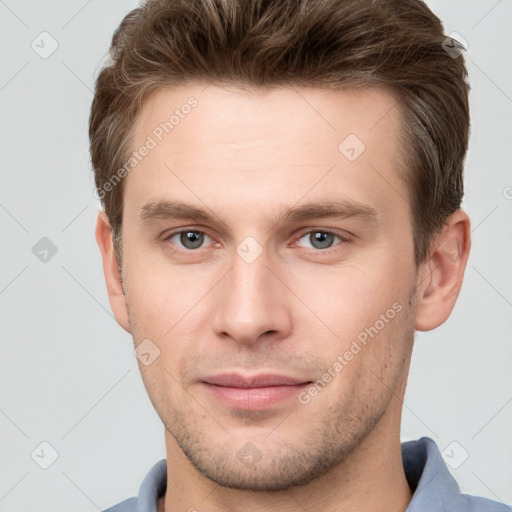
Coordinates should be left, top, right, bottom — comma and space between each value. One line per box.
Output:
90, 0, 510, 511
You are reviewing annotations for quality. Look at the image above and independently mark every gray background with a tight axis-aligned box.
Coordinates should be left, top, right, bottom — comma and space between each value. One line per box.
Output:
0, 1, 511, 510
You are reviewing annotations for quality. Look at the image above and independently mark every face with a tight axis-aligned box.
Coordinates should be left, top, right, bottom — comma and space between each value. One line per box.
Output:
118, 83, 420, 490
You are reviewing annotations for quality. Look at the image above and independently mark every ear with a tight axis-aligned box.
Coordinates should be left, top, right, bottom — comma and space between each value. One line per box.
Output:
95, 211, 131, 333
414, 210, 471, 331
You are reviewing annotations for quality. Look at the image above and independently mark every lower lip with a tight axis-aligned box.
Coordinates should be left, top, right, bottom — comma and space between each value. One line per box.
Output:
201, 383, 310, 410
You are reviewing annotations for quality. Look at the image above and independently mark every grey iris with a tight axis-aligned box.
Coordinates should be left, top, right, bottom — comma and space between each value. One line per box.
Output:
310, 231, 334, 249
181, 231, 204, 249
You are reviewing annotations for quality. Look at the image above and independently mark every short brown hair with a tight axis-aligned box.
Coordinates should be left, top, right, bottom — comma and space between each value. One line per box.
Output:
89, 0, 470, 266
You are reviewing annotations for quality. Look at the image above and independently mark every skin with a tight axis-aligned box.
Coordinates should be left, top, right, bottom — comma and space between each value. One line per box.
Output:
96, 83, 471, 512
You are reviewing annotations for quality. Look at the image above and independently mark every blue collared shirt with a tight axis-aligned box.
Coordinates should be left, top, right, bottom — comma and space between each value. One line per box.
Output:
103, 437, 510, 512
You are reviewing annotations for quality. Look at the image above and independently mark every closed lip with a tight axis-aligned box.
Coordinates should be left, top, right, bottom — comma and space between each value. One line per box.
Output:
202, 373, 311, 388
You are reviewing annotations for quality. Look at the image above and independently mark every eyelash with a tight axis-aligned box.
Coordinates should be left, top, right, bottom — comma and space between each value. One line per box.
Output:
162, 228, 351, 252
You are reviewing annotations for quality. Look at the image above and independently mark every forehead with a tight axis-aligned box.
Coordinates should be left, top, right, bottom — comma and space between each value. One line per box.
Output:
135, 82, 402, 153
125, 82, 407, 223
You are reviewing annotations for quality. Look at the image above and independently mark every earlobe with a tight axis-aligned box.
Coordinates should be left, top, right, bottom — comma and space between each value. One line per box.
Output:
95, 211, 131, 333
414, 210, 471, 332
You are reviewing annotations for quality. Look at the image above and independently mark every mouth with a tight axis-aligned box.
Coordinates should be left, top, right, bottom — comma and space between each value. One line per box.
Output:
200, 373, 312, 410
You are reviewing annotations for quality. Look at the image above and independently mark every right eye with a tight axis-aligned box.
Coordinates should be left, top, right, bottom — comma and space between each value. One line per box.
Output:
164, 230, 214, 250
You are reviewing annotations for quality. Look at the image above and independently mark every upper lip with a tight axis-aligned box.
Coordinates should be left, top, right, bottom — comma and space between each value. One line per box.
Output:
202, 373, 310, 388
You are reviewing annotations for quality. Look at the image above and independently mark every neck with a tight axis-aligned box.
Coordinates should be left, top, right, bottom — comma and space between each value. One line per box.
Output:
160, 400, 412, 512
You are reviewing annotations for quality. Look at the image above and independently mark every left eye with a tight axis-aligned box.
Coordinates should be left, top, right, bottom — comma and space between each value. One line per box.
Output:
296, 231, 344, 250
166, 230, 213, 250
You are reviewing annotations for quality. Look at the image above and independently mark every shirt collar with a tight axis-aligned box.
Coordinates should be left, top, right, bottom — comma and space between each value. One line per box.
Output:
402, 436, 462, 510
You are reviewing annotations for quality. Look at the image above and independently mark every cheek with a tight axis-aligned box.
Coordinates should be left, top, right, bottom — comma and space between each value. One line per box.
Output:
289, 259, 410, 343
310, 299, 413, 412
136, 358, 187, 430
123, 249, 216, 337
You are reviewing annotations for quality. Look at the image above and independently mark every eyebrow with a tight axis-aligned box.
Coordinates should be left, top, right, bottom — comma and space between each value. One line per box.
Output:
280, 201, 377, 223
139, 201, 211, 223
138, 199, 378, 225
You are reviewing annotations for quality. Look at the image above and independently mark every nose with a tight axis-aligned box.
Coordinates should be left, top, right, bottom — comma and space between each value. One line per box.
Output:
211, 249, 293, 347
